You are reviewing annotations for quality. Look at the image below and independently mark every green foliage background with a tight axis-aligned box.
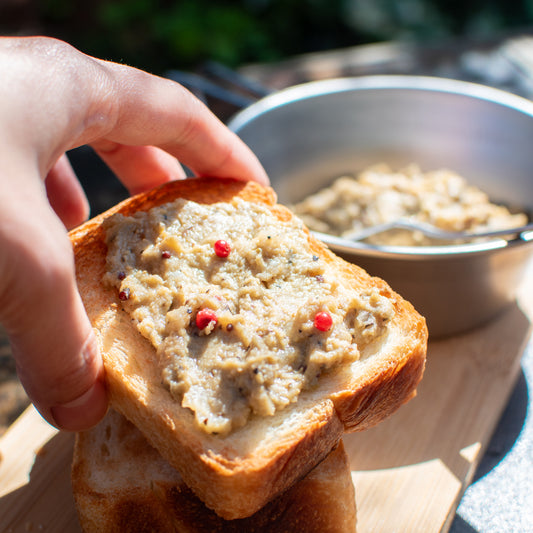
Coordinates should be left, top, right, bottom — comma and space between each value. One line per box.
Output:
4, 0, 533, 73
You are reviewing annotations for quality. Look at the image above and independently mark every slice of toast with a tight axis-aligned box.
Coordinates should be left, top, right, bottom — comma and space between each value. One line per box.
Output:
72, 409, 357, 533
70, 177, 427, 519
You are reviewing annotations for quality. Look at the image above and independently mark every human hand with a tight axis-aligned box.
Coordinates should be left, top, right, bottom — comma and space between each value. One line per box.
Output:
0, 36, 268, 431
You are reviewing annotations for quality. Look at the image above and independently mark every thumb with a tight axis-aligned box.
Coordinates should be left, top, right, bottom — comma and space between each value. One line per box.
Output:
0, 188, 108, 431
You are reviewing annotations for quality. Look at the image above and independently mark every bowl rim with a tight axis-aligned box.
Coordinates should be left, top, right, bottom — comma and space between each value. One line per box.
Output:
228, 74, 533, 130
312, 230, 533, 260
228, 75, 533, 259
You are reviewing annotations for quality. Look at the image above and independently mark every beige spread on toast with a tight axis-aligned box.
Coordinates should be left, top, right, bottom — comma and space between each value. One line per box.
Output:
103, 197, 394, 435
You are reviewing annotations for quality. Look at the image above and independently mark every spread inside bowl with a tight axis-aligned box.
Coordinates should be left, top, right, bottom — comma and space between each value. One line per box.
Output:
290, 164, 528, 247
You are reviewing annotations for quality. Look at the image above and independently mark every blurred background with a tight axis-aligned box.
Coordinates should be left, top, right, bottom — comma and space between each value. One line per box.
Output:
2, 0, 533, 74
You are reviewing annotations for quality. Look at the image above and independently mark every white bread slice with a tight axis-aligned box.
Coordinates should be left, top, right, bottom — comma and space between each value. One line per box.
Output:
72, 409, 357, 532
69, 177, 427, 519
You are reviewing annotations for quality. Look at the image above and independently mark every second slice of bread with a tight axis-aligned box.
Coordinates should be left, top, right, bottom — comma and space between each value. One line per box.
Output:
72, 409, 357, 532
70, 177, 427, 519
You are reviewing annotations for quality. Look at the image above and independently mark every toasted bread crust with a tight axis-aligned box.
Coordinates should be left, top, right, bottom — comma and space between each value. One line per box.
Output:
70, 177, 427, 519
72, 409, 357, 532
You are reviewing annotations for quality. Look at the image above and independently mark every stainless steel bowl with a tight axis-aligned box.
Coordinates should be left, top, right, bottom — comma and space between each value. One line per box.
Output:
228, 76, 533, 337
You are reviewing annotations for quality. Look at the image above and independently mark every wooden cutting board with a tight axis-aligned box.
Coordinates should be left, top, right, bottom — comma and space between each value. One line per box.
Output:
1, 264, 531, 533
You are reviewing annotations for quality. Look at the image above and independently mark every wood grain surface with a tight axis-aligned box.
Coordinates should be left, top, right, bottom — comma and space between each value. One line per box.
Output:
0, 263, 531, 533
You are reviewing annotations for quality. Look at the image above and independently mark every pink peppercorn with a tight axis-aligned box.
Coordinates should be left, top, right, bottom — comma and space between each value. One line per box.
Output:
196, 308, 218, 329
214, 240, 231, 258
118, 288, 130, 301
314, 312, 332, 332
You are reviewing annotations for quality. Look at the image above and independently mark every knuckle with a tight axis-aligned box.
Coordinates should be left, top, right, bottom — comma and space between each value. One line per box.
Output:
46, 334, 100, 405
47, 359, 91, 402
177, 108, 201, 147
28, 238, 74, 297
0, 228, 75, 330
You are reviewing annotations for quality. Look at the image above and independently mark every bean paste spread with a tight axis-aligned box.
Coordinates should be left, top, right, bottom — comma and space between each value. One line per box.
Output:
103, 198, 394, 435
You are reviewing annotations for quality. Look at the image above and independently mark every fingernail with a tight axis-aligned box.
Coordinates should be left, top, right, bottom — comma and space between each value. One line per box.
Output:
50, 378, 108, 431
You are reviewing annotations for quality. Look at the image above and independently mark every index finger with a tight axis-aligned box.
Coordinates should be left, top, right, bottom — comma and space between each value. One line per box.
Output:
83, 61, 269, 188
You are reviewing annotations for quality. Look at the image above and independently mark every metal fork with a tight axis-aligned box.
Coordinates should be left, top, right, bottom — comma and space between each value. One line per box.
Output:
341, 219, 533, 242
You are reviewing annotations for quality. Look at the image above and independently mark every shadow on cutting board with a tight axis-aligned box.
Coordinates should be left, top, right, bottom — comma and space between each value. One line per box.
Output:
344, 300, 530, 482
0, 431, 81, 532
